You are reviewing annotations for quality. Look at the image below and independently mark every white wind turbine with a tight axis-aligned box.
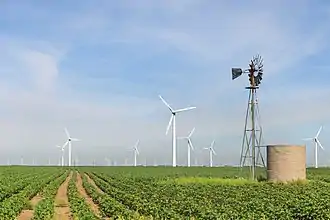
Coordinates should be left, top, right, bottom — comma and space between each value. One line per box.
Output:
105, 157, 111, 166
132, 140, 140, 167
303, 126, 324, 168
63, 128, 80, 167
159, 95, 196, 167
56, 144, 66, 166
179, 128, 195, 167
204, 140, 216, 167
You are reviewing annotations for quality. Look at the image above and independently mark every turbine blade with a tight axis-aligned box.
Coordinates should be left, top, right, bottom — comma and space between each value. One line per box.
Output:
177, 137, 185, 140
316, 139, 324, 150
135, 139, 140, 148
71, 138, 80, 141
188, 139, 194, 151
188, 127, 195, 138
165, 115, 173, 135
63, 141, 69, 148
64, 127, 70, 138
175, 106, 196, 113
316, 126, 323, 138
159, 95, 173, 112
302, 138, 313, 141
211, 148, 216, 155
136, 147, 140, 155
210, 140, 215, 148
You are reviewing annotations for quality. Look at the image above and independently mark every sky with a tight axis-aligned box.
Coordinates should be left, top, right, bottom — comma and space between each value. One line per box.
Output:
1, 0, 330, 166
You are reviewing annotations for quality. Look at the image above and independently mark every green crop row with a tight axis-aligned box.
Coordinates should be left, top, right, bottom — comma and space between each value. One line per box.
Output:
33, 171, 69, 220
67, 172, 100, 220
0, 171, 62, 219
88, 172, 178, 219
84, 169, 330, 220
81, 172, 142, 219
0, 168, 55, 202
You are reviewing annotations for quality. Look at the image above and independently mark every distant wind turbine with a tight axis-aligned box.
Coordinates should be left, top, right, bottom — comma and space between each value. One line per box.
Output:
303, 126, 324, 168
132, 140, 140, 167
56, 144, 66, 166
63, 128, 80, 167
204, 140, 216, 167
179, 127, 195, 167
105, 157, 111, 166
159, 95, 196, 167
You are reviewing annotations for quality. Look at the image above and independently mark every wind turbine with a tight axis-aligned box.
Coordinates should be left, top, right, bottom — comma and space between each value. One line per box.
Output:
204, 140, 216, 167
105, 157, 111, 166
179, 128, 195, 167
63, 128, 80, 167
132, 140, 140, 167
303, 126, 324, 168
159, 95, 196, 167
56, 144, 66, 166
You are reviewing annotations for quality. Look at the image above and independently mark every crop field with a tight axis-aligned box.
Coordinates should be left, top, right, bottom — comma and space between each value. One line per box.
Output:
0, 166, 330, 220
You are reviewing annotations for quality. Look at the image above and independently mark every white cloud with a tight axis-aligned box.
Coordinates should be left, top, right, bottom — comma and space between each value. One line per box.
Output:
18, 49, 59, 92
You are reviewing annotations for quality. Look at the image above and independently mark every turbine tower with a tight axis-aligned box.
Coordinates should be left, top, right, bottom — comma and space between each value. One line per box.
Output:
303, 126, 324, 168
159, 95, 196, 167
63, 128, 80, 167
179, 128, 195, 167
133, 139, 140, 167
232, 54, 266, 180
204, 140, 216, 167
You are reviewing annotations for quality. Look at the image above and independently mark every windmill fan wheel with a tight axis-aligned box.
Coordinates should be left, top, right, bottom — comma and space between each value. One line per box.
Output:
249, 54, 264, 87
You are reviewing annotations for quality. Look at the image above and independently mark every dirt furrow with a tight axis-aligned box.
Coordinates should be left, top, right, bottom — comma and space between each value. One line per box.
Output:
76, 172, 104, 218
17, 194, 43, 220
54, 172, 73, 220
84, 173, 104, 194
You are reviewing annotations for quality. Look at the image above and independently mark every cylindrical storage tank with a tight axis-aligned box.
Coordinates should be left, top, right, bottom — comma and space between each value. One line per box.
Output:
267, 145, 306, 182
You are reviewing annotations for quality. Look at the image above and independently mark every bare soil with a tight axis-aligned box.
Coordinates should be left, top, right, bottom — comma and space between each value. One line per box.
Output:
17, 194, 43, 220
84, 173, 104, 194
53, 172, 73, 220
76, 172, 104, 218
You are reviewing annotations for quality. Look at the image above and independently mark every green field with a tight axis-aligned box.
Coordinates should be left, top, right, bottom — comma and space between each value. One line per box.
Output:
0, 166, 330, 219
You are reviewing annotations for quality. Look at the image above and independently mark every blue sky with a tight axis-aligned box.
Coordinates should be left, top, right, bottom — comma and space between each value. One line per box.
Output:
1, 0, 330, 166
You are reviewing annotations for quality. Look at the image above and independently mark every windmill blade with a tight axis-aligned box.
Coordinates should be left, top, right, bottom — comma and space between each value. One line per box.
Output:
177, 137, 186, 140
316, 139, 324, 150
175, 106, 196, 113
316, 126, 323, 138
134, 139, 140, 148
56, 145, 62, 148
203, 147, 209, 150
135, 147, 140, 155
188, 139, 194, 151
64, 127, 70, 138
159, 95, 173, 112
302, 138, 313, 141
211, 147, 216, 155
62, 141, 69, 148
210, 140, 215, 148
165, 115, 174, 135
71, 138, 81, 141
188, 127, 195, 138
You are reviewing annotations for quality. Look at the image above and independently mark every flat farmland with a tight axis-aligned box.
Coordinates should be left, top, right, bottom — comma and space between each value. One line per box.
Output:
0, 166, 330, 219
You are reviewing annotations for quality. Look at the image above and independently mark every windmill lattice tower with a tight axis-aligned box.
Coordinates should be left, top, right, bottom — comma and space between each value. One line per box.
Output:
232, 54, 266, 180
